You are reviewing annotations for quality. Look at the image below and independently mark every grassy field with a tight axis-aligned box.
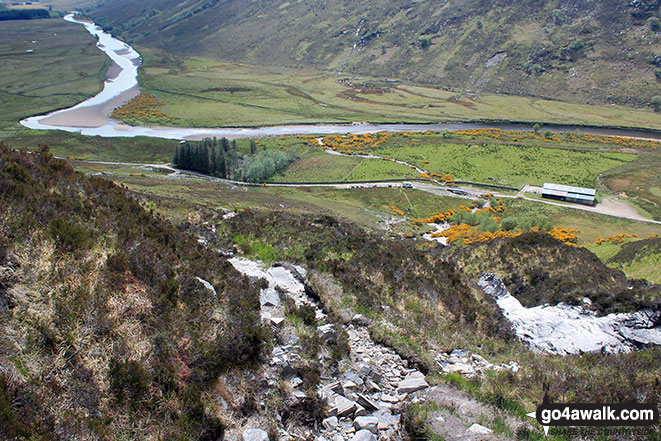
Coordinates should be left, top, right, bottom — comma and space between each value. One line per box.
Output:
128, 48, 661, 130
270, 149, 419, 182
275, 130, 652, 191
374, 140, 636, 188
0, 18, 108, 136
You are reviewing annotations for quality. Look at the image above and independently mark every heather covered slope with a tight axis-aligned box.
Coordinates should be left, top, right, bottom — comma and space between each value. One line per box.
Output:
0, 143, 263, 440
1, 143, 659, 439
89, 0, 661, 109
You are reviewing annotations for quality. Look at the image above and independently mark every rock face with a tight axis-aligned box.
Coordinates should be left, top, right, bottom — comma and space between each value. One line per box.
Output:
478, 273, 661, 354
243, 428, 269, 441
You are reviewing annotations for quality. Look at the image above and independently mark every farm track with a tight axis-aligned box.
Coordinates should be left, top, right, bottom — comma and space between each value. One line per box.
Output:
68, 156, 661, 225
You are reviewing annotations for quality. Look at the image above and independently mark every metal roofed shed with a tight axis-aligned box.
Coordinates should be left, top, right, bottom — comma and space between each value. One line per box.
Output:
541, 183, 596, 206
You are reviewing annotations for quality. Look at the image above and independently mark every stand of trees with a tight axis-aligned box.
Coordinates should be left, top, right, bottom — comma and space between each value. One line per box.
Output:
174, 137, 238, 178
0, 9, 50, 21
173, 137, 292, 182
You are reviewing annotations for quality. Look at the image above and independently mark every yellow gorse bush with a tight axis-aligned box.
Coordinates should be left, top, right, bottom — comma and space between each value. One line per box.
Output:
112, 92, 175, 124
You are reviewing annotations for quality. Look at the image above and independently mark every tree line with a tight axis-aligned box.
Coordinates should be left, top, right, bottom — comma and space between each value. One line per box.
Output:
0, 9, 50, 21
173, 137, 293, 182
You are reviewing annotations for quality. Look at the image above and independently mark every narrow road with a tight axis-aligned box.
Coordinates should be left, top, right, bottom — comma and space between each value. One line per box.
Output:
68, 157, 661, 225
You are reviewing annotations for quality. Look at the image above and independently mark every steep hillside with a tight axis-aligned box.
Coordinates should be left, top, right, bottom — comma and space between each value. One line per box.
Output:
0, 142, 263, 440
1, 142, 659, 439
89, 0, 661, 109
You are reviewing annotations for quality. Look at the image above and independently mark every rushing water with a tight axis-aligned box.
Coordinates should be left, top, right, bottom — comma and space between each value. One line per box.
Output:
20, 15, 661, 141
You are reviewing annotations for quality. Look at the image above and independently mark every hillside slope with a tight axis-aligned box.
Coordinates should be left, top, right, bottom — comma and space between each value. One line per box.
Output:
0, 142, 263, 440
89, 0, 661, 109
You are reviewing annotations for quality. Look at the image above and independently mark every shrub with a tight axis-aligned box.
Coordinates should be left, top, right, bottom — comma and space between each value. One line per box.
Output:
239, 149, 292, 182
109, 359, 149, 404
652, 96, 661, 112
418, 36, 431, 49
649, 17, 661, 33
501, 217, 518, 231
49, 216, 91, 253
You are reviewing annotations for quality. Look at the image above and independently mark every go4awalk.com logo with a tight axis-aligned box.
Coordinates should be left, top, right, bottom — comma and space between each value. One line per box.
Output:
527, 389, 659, 437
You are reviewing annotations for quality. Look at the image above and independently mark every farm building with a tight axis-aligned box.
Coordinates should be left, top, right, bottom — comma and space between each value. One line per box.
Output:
541, 183, 596, 206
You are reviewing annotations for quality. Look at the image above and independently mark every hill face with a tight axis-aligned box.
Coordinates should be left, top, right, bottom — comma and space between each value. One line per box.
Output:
89, 0, 661, 109
0, 143, 263, 440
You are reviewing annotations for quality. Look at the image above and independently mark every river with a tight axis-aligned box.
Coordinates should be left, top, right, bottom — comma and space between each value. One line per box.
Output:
19, 15, 661, 141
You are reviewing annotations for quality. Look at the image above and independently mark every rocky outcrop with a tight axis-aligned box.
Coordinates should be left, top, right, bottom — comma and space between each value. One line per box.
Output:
478, 273, 661, 354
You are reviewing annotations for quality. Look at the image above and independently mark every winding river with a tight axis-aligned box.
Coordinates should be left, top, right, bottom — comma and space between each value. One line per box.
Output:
20, 15, 661, 141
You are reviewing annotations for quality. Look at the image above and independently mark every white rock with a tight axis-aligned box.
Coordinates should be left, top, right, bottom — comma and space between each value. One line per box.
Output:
380, 393, 399, 403
353, 416, 378, 433
260, 287, 280, 307
342, 380, 358, 390
335, 395, 357, 417
444, 363, 475, 375
323, 416, 339, 431
478, 273, 661, 354
467, 423, 493, 434
243, 428, 269, 441
396, 371, 429, 394
350, 429, 375, 441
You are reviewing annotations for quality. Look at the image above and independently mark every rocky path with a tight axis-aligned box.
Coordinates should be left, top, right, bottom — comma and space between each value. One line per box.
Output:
228, 257, 523, 441
315, 323, 428, 440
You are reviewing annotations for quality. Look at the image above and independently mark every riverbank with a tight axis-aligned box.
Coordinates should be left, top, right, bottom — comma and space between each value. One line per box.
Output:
19, 16, 661, 141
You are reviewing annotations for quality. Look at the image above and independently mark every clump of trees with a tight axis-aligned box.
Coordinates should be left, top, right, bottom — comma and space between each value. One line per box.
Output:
239, 149, 291, 182
173, 137, 293, 182
174, 137, 238, 178
0, 9, 50, 20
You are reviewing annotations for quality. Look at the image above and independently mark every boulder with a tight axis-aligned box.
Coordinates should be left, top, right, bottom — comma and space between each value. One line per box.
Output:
467, 423, 493, 434
318, 323, 338, 341
243, 428, 269, 441
396, 371, 428, 394
335, 395, 357, 417
350, 429, 375, 441
356, 393, 379, 411
380, 393, 399, 403
353, 416, 378, 433
260, 287, 280, 307
351, 314, 371, 326
322, 416, 339, 431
